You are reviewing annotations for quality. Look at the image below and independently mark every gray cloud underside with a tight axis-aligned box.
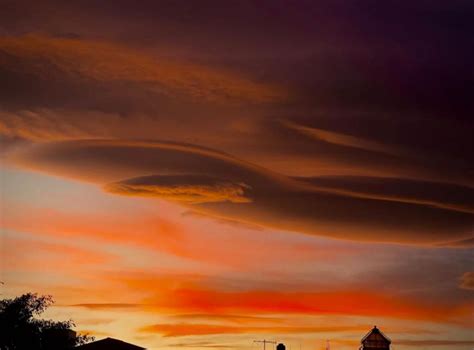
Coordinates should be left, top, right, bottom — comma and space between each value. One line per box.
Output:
10, 140, 474, 246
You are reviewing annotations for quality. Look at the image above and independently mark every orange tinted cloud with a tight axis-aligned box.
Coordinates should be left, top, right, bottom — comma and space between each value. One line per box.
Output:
296, 176, 474, 215
2, 201, 352, 270
459, 272, 474, 291
1, 204, 181, 250
105, 175, 251, 204
0, 109, 126, 142
106, 274, 472, 324
0, 34, 286, 105
139, 323, 369, 337
283, 121, 400, 156
72, 304, 140, 310
143, 288, 470, 322
168, 314, 285, 325
9, 139, 473, 246
3, 235, 116, 272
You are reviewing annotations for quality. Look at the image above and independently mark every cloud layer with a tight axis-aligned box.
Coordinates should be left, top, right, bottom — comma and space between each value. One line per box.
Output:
9, 139, 474, 246
1, 1, 473, 348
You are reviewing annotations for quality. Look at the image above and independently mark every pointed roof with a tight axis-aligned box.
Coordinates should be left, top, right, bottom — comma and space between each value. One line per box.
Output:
76, 337, 145, 350
361, 326, 391, 344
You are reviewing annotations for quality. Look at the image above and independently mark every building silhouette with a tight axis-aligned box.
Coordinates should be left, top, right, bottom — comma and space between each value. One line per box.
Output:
76, 337, 145, 350
359, 326, 391, 350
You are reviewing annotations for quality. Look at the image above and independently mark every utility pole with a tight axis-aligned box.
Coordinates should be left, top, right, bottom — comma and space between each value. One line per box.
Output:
254, 340, 277, 350
326, 340, 330, 350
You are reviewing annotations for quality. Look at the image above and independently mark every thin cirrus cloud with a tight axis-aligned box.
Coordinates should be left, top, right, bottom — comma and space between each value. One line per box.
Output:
57, 268, 471, 325
282, 120, 401, 156
72, 304, 140, 311
3, 200, 353, 270
2, 235, 117, 272
264, 119, 474, 186
101, 271, 474, 324
8, 139, 474, 246
294, 176, 474, 214
138, 324, 370, 337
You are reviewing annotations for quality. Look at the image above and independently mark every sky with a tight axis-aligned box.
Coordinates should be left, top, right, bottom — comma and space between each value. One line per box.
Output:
0, 1, 473, 349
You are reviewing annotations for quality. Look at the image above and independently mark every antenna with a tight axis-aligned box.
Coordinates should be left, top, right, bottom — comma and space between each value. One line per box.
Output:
254, 340, 277, 350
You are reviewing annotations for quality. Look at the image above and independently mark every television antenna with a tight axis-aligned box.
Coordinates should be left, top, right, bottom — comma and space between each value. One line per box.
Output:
254, 340, 277, 350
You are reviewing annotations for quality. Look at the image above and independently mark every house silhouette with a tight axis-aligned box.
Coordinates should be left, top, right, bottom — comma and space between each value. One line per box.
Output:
76, 337, 145, 350
360, 326, 391, 350
76, 327, 392, 350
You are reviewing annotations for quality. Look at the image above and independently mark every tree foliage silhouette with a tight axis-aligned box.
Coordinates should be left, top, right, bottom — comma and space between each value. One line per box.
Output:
0, 293, 94, 350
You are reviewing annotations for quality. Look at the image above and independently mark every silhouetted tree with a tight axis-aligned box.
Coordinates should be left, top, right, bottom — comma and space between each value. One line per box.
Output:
0, 293, 94, 350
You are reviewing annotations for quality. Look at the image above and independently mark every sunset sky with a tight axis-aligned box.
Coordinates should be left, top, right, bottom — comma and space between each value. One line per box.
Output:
0, 1, 473, 349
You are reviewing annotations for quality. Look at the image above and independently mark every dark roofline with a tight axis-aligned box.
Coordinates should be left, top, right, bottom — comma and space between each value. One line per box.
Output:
76, 337, 146, 350
361, 326, 391, 344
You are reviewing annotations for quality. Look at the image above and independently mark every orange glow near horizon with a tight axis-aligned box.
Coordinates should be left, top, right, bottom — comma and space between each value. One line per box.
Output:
2, 169, 473, 350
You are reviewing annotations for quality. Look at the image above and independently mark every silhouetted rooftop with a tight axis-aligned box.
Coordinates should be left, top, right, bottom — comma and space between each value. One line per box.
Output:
361, 326, 391, 346
76, 337, 145, 350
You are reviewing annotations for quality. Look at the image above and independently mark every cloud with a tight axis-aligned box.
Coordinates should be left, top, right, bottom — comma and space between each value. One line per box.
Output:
0, 109, 127, 142
12, 261, 473, 326
139, 323, 369, 337
0, 34, 287, 150
1, 6, 472, 190
71, 303, 140, 310
0, 2, 472, 346
95, 271, 473, 324
167, 341, 234, 349
105, 175, 251, 204
283, 120, 400, 156
168, 314, 284, 325
134, 283, 473, 323
3, 200, 348, 270
271, 118, 474, 186
437, 237, 474, 248
459, 272, 474, 291
295, 176, 474, 214
0, 34, 286, 106
2, 234, 117, 272
8, 139, 474, 246
73, 318, 116, 326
